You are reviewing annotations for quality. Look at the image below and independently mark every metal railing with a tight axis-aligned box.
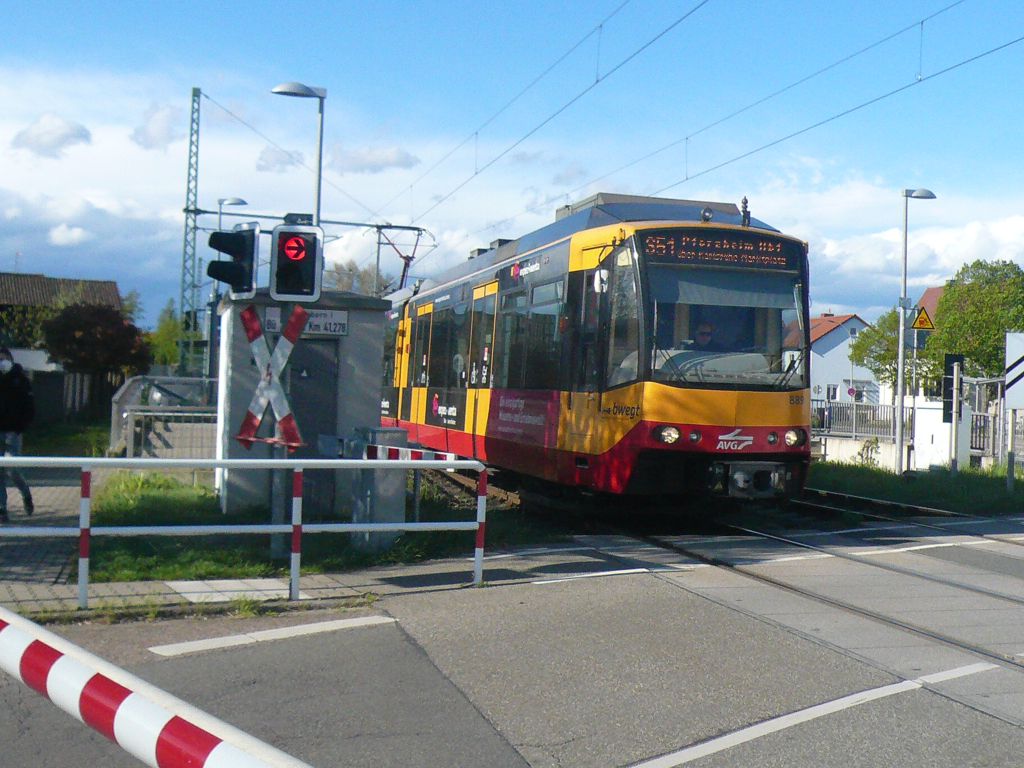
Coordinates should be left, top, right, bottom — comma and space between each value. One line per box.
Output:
811, 399, 908, 440
122, 406, 217, 458
110, 376, 216, 455
0, 456, 488, 609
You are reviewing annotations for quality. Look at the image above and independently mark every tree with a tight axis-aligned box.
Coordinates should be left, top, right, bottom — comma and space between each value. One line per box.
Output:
42, 303, 152, 375
924, 260, 1024, 377
147, 300, 183, 366
120, 290, 143, 325
849, 309, 900, 396
323, 258, 395, 295
0, 281, 93, 349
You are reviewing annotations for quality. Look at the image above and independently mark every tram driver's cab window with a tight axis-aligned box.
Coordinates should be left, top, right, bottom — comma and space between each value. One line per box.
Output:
647, 267, 805, 388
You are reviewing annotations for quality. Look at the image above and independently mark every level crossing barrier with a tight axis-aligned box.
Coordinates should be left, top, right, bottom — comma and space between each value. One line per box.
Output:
0, 456, 488, 609
0, 604, 313, 768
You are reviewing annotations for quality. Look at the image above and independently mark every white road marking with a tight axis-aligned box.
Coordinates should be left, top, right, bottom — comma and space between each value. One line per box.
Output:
851, 539, 1001, 556
629, 663, 997, 767
148, 616, 396, 657
532, 564, 707, 585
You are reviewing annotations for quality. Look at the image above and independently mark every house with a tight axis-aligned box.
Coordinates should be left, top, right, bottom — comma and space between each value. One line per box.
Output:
0, 272, 124, 422
807, 313, 877, 403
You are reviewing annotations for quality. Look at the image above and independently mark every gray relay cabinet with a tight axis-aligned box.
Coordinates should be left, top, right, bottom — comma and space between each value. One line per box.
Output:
214, 288, 389, 519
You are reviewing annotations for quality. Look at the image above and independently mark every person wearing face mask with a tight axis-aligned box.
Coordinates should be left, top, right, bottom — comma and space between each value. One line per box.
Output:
0, 347, 34, 522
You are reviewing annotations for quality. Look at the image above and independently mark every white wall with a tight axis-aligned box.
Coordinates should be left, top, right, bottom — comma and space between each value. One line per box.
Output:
816, 398, 972, 471
810, 321, 877, 404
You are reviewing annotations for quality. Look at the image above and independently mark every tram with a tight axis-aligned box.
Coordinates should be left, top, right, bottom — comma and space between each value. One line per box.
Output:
381, 193, 810, 499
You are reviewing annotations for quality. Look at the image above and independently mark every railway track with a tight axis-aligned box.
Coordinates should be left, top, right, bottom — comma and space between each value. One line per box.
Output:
431, 471, 1024, 692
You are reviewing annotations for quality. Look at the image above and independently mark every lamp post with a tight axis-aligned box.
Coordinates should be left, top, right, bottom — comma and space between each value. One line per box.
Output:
217, 197, 247, 231
271, 81, 327, 226
895, 187, 936, 475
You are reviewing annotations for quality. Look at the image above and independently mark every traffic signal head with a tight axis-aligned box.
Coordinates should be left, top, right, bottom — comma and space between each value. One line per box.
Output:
271, 224, 323, 303
207, 225, 258, 299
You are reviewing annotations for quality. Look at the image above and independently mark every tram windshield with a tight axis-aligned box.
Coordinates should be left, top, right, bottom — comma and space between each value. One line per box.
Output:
646, 266, 806, 388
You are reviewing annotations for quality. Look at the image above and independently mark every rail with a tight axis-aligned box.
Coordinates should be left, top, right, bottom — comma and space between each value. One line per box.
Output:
0, 456, 488, 609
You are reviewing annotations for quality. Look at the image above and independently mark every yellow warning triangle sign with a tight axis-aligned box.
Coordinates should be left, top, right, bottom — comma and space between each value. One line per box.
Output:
912, 307, 935, 331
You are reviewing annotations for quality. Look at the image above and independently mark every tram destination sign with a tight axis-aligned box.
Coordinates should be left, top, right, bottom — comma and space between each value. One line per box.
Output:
640, 228, 803, 271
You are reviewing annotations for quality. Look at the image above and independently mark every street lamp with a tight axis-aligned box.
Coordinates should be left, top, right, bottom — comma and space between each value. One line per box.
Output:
217, 197, 247, 230
271, 81, 327, 226
895, 187, 936, 475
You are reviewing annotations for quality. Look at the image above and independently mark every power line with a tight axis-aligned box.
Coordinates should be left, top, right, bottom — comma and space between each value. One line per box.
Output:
652, 31, 1024, 196
372, 0, 633, 218
410, 0, 713, 267
201, 92, 378, 218
462, 0, 972, 244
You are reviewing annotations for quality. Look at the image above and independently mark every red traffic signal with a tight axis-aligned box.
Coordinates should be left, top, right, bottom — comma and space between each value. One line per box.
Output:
270, 224, 323, 303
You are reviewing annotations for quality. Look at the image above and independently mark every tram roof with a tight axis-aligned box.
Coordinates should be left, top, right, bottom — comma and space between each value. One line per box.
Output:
399, 193, 781, 299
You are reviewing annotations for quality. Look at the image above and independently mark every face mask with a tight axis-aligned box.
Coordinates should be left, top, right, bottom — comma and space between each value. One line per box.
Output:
0, 360, 12, 374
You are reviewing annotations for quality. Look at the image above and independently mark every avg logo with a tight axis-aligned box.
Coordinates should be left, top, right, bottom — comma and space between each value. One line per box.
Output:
716, 429, 754, 451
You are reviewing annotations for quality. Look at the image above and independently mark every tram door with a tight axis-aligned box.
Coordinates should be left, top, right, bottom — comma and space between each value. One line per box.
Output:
404, 304, 433, 437
466, 283, 497, 458
565, 268, 604, 454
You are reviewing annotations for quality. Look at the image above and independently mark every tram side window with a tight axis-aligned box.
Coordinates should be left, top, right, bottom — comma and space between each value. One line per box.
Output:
605, 250, 640, 387
493, 291, 528, 388
451, 301, 470, 389
428, 307, 454, 389
525, 280, 563, 390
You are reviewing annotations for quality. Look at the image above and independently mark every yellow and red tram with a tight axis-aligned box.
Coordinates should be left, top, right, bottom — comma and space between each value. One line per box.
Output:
381, 193, 811, 499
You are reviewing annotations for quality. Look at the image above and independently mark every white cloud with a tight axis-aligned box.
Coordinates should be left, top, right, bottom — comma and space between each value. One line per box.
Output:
11, 114, 91, 158
328, 145, 419, 175
131, 103, 185, 150
48, 223, 93, 246
256, 145, 304, 172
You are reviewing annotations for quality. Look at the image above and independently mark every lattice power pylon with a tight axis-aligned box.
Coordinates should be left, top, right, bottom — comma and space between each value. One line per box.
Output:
178, 87, 201, 373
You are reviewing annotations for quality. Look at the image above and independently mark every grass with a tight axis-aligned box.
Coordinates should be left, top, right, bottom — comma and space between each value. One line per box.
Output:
84, 471, 569, 583
806, 461, 1024, 515
23, 415, 110, 457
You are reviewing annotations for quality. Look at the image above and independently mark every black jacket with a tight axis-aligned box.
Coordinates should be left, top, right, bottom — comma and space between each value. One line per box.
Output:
0, 363, 34, 433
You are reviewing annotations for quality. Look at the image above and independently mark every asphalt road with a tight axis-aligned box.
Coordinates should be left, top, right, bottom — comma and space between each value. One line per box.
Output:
4, 534, 1024, 767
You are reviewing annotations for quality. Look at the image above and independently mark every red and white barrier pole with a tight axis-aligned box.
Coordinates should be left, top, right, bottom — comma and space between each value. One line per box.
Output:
0, 606, 313, 768
474, 470, 487, 586
290, 470, 303, 601
78, 468, 91, 610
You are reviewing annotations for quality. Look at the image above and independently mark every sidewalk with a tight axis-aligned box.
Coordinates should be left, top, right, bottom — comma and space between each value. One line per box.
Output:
0, 470, 472, 617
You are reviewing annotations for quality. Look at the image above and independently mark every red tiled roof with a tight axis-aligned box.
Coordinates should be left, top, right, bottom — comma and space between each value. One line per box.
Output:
808, 314, 861, 344
0, 272, 121, 310
916, 286, 943, 321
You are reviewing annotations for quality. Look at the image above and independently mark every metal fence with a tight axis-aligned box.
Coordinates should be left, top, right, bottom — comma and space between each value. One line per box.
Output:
110, 376, 216, 457
122, 406, 217, 458
811, 400, 908, 440
0, 456, 489, 609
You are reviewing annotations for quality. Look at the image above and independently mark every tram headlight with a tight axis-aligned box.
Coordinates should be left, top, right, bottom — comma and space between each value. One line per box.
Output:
784, 429, 807, 447
767, 432, 779, 445
655, 426, 680, 444
689, 429, 702, 443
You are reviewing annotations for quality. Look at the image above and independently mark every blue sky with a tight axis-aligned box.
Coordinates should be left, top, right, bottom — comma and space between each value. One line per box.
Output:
2, 0, 1023, 329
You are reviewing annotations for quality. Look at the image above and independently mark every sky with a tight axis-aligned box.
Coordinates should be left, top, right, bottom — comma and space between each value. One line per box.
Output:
1, 0, 1023, 330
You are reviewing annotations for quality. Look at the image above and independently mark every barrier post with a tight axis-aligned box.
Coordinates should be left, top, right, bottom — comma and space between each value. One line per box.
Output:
473, 470, 487, 586
290, 469, 303, 601
78, 467, 92, 610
